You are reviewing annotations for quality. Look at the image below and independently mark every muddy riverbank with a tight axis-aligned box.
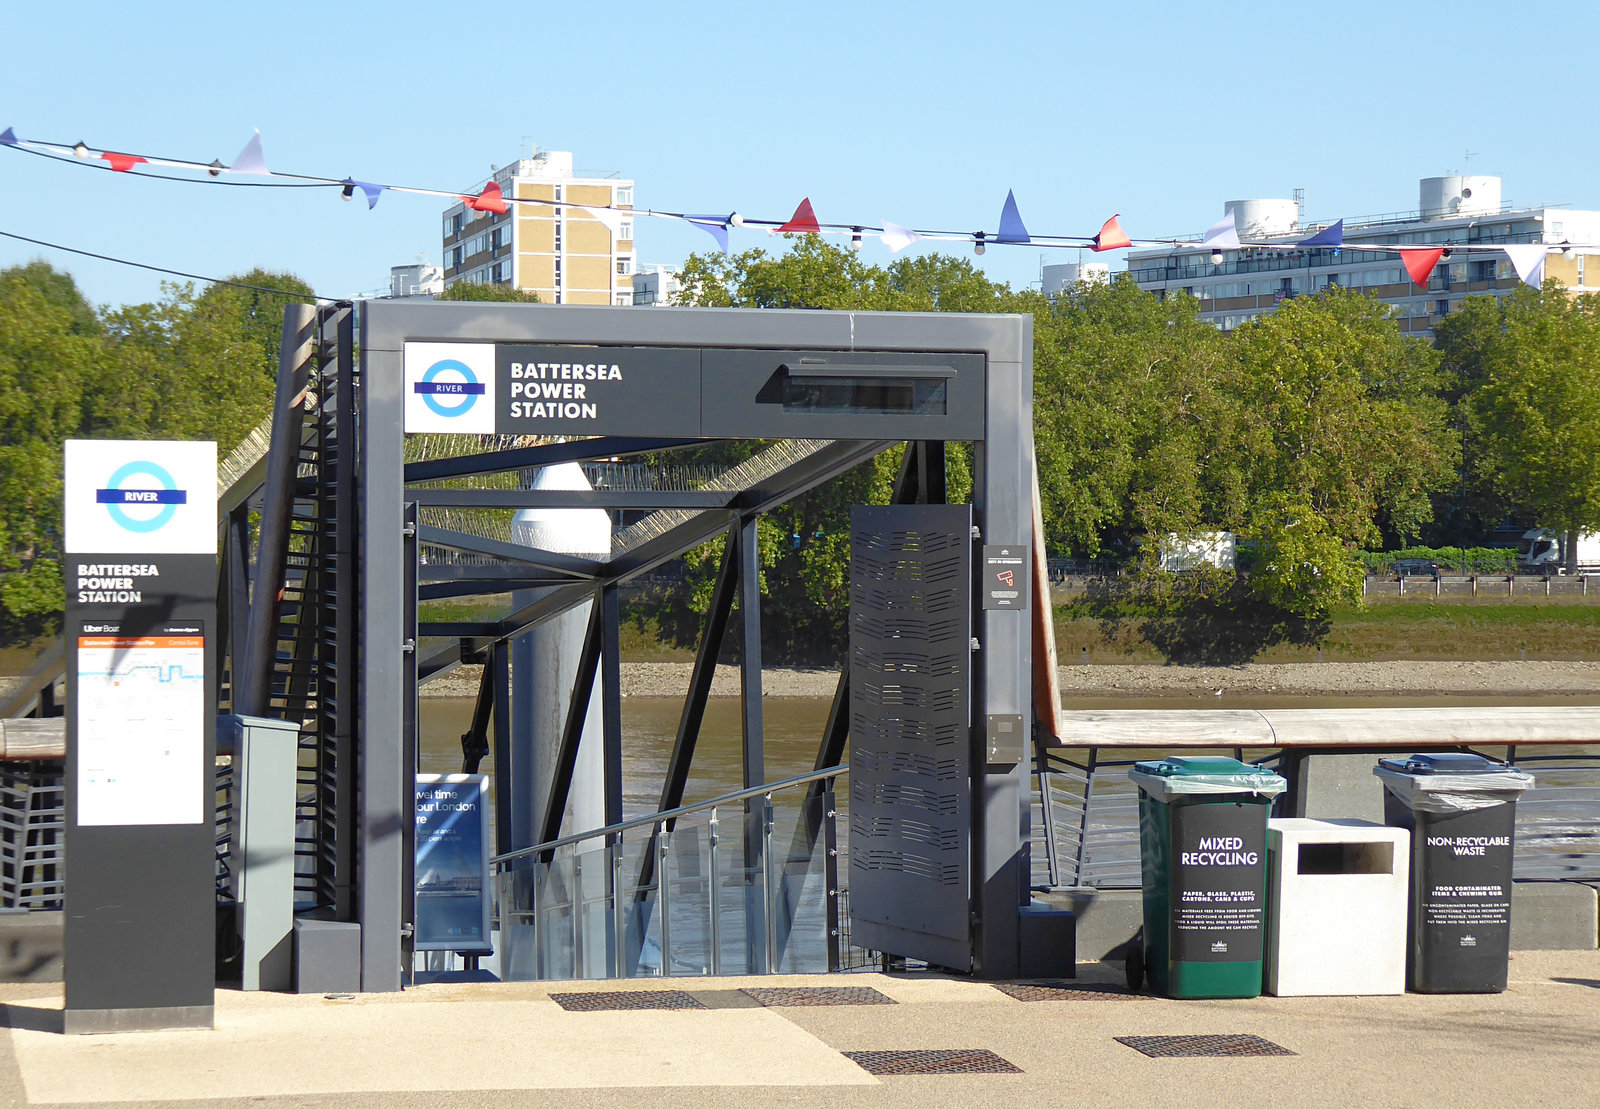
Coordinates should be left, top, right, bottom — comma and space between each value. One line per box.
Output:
415, 659, 1600, 700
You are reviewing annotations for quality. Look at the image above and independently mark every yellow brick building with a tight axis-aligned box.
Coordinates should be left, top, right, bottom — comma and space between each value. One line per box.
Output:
442, 150, 635, 305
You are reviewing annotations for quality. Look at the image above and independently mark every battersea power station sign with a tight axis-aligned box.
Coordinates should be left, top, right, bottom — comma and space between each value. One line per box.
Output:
403, 342, 701, 436
400, 341, 988, 442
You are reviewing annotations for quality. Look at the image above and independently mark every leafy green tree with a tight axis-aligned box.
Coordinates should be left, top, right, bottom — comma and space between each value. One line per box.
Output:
1441, 284, 1600, 562
438, 282, 541, 303
100, 271, 316, 452
1026, 277, 1235, 556
1227, 288, 1458, 617
0, 271, 98, 636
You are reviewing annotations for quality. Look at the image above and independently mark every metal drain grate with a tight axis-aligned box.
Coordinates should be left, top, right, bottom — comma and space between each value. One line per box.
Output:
742, 986, 897, 1007
549, 990, 705, 1012
993, 982, 1146, 1002
1115, 1035, 1296, 1058
844, 1049, 1021, 1075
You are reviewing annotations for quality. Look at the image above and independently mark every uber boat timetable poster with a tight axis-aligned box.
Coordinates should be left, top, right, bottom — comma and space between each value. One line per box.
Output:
64, 439, 215, 826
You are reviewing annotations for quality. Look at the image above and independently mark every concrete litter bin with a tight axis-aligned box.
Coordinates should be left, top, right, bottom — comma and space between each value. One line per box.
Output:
1265, 818, 1409, 996
1375, 753, 1535, 993
1127, 756, 1287, 998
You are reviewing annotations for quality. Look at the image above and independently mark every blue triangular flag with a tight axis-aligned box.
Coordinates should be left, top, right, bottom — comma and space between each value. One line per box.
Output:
997, 189, 1030, 244
351, 180, 384, 209
685, 214, 730, 254
1297, 218, 1343, 247
0, 127, 16, 146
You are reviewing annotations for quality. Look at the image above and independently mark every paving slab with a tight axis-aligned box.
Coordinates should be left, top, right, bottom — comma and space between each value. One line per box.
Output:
0, 955, 1593, 1108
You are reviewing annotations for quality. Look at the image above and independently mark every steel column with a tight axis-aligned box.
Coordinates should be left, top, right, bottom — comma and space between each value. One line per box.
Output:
737, 515, 768, 972
356, 304, 406, 992
973, 329, 1034, 979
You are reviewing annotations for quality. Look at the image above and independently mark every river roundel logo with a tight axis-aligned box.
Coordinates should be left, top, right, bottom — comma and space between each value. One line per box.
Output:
414, 358, 487, 418
95, 460, 187, 533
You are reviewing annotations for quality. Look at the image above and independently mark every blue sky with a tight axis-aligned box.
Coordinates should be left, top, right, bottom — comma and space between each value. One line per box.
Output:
2, 0, 1597, 309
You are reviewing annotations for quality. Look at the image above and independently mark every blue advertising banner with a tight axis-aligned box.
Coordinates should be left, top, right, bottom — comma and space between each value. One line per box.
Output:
414, 774, 492, 953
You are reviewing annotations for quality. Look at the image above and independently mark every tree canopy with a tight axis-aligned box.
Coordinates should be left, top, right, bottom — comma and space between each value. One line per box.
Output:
1, 248, 1591, 661
438, 282, 541, 303
1438, 283, 1600, 544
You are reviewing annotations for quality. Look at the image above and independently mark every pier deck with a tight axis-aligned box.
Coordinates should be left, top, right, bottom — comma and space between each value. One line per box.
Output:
1, 951, 1596, 1107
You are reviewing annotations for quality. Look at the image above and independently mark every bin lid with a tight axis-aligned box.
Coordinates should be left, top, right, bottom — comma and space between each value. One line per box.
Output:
1377, 753, 1510, 776
1134, 755, 1259, 778
1373, 754, 1534, 813
1129, 756, 1286, 799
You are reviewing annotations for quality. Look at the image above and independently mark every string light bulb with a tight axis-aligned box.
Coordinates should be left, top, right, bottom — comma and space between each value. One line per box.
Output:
974, 231, 986, 256
341, 179, 355, 202
850, 227, 863, 251
728, 212, 744, 227
207, 159, 225, 178
1561, 240, 1573, 257
72, 141, 89, 159
1210, 249, 1224, 266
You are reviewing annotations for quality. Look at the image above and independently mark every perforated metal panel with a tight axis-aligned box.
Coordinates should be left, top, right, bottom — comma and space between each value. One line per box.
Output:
848, 504, 973, 971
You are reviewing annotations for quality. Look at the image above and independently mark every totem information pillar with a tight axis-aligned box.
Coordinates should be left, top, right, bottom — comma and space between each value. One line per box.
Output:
63, 439, 217, 1033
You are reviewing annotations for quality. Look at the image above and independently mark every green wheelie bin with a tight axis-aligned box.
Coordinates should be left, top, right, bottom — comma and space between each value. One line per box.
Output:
1127, 756, 1287, 998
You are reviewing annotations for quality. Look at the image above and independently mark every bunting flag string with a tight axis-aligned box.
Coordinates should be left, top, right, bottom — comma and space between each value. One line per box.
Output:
0, 122, 1587, 286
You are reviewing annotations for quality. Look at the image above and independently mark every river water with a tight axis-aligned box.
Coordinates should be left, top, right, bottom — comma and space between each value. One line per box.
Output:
420, 690, 1600, 847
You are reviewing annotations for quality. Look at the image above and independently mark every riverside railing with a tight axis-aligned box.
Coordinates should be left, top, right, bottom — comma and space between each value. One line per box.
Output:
491, 766, 854, 980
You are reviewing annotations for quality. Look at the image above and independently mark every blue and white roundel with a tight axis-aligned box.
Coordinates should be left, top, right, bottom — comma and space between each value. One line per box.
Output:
96, 460, 187, 533
416, 359, 486, 418
403, 342, 496, 434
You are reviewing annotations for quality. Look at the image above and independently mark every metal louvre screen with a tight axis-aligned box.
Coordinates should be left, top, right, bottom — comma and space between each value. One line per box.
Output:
848, 504, 973, 970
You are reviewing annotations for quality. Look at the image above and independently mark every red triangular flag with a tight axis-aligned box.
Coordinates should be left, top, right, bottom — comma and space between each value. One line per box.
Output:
1400, 247, 1445, 287
1091, 214, 1131, 252
101, 152, 147, 173
776, 198, 820, 234
463, 182, 508, 214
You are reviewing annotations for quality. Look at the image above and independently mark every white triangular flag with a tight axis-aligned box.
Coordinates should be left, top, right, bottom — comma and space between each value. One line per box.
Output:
228, 129, 269, 175
1201, 209, 1240, 249
881, 220, 922, 254
580, 205, 626, 236
1503, 244, 1549, 288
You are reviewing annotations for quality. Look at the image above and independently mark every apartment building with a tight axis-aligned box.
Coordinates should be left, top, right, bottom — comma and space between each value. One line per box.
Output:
1125, 176, 1600, 336
442, 150, 635, 305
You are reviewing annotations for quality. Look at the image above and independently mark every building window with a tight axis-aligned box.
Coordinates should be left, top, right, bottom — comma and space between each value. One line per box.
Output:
452, 213, 464, 236
491, 228, 504, 251
443, 215, 454, 239
619, 219, 633, 242
1471, 259, 1497, 282
615, 292, 633, 306
450, 246, 462, 268
491, 263, 503, 283
615, 186, 633, 206
1435, 299, 1450, 317
617, 258, 633, 276
553, 186, 563, 202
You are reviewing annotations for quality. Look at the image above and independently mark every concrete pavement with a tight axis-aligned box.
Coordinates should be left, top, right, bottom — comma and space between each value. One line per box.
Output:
1, 952, 1597, 1108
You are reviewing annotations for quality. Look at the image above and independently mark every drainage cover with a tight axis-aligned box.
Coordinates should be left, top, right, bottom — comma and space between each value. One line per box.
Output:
1115, 1035, 1295, 1058
844, 1049, 1021, 1075
994, 982, 1146, 1002
742, 986, 896, 1007
549, 990, 705, 1012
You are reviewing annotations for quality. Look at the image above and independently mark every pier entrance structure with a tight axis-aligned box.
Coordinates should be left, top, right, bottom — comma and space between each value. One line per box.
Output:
239, 301, 1033, 991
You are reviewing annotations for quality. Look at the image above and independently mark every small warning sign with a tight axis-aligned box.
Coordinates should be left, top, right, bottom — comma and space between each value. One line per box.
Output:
982, 545, 1029, 610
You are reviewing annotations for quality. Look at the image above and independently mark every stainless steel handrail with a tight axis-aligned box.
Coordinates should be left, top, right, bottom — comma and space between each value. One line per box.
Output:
490, 764, 846, 868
